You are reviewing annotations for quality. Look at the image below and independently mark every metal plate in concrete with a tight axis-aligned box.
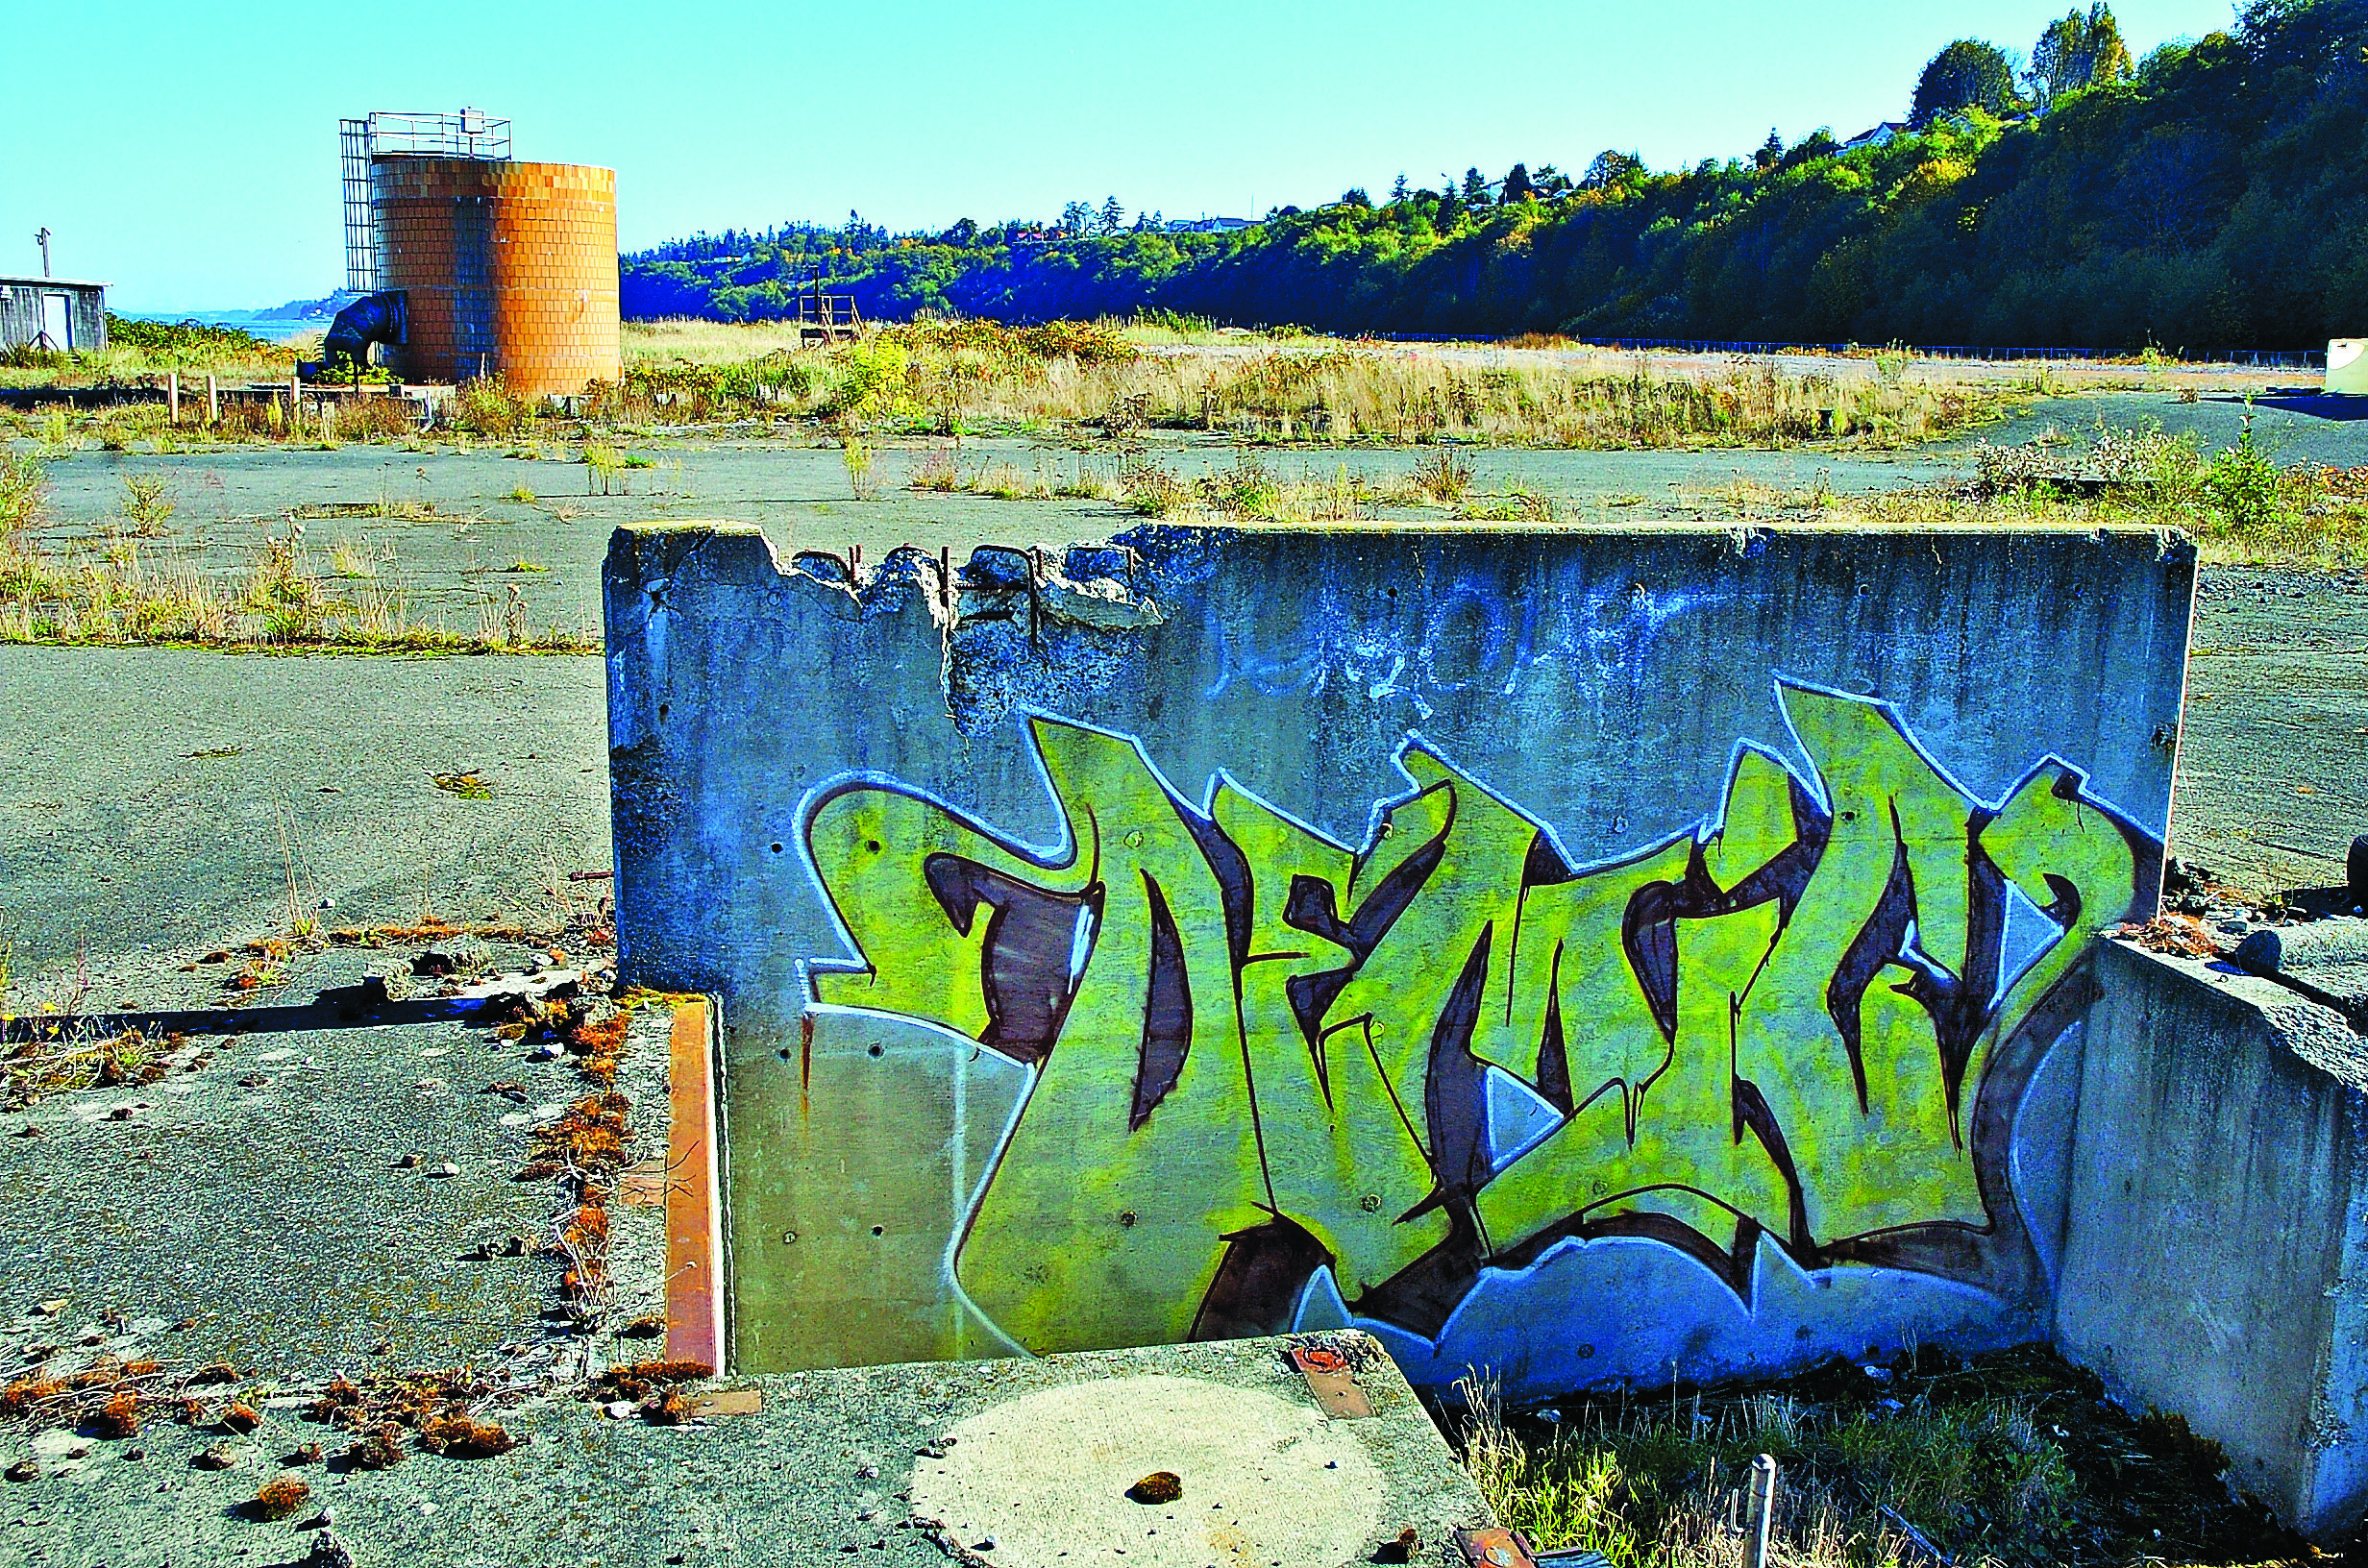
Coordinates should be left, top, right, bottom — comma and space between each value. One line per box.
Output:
909, 1373, 1388, 1566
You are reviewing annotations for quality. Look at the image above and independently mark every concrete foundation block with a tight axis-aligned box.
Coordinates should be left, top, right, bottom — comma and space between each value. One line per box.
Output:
2060, 939, 2368, 1539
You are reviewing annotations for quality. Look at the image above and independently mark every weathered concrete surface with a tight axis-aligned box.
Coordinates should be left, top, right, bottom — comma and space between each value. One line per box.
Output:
5, 1334, 1487, 1568
0, 645, 611, 993
2057, 939, 2368, 1540
605, 520, 2193, 1398
0, 970, 672, 1384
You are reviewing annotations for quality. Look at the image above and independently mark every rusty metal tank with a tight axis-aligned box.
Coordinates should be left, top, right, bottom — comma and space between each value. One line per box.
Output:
369, 157, 619, 398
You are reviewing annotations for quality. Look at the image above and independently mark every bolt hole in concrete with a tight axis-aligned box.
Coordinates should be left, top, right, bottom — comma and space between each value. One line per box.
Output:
906, 1376, 1384, 1567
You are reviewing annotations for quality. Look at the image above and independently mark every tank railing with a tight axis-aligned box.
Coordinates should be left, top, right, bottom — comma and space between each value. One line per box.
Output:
360, 109, 514, 162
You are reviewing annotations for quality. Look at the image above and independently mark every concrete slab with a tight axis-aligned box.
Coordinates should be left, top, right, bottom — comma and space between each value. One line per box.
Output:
3, 1334, 1488, 1568
0, 992, 672, 1385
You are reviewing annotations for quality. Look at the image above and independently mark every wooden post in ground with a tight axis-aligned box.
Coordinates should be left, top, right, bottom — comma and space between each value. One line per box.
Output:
167, 372, 179, 425
206, 375, 218, 425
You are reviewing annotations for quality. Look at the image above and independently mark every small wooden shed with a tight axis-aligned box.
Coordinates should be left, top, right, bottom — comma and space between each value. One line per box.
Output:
0, 277, 108, 355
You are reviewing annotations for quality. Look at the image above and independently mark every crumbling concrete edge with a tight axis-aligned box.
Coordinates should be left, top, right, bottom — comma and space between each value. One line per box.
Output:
666, 995, 726, 1375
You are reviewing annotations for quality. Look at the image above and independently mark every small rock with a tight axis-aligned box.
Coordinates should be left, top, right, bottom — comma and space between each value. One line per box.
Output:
107, 1107, 136, 1121
192, 1443, 242, 1470
604, 1400, 635, 1419
973, 1538, 997, 1553
236, 1074, 267, 1089
301, 1531, 357, 1568
1126, 1471, 1183, 1505
300, 1506, 334, 1531
12, 1125, 39, 1139
124, 1448, 145, 1461
527, 1042, 562, 1063
428, 1162, 459, 1178
5, 1458, 37, 1482
31, 1300, 65, 1318
393, 1153, 420, 1169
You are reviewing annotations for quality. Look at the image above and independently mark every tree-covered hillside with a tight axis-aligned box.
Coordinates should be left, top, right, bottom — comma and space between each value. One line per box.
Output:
623, 0, 2368, 352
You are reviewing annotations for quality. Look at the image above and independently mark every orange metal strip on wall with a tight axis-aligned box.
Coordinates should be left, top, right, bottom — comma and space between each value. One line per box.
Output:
666, 995, 727, 1374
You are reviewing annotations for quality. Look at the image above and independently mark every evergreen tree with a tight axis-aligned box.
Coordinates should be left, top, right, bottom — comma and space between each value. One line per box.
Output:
1461, 166, 1491, 204
1099, 195, 1125, 234
1501, 162, 1536, 203
1756, 129, 1785, 170
1391, 171, 1411, 202
1911, 38, 2025, 126
1341, 186, 1372, 208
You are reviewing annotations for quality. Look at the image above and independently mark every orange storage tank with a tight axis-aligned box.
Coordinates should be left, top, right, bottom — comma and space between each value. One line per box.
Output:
370, 157, 619, 399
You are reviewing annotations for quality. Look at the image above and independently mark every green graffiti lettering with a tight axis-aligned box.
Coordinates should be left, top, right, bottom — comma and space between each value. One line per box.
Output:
797, 685, 2158, 1354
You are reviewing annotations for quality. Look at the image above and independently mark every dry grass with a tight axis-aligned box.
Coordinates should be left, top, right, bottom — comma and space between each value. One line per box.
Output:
606, 320, 2027, 448
0, 330, 301, 390
0, 470, 593, 652
1838, 421, 2368, 568
1, 391, 420, 453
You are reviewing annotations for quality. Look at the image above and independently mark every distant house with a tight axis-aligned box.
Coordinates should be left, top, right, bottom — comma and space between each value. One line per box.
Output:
0, 276, 107, 354
1840, 122, 1908, 152
1165, 216, 1255, 233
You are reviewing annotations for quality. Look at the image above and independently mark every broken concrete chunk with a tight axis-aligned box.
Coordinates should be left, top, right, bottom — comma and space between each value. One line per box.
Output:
961, 546, 1032, 589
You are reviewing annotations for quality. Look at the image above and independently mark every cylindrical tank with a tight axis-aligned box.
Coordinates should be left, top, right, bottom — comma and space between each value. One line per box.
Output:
370, 157, 620, 398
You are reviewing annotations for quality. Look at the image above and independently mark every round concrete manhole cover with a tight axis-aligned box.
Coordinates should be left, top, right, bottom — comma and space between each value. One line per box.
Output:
907, 1373, 1387, 1567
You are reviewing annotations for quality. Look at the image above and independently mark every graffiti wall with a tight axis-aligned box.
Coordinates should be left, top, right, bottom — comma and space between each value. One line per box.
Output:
604, 522, 2194, 1396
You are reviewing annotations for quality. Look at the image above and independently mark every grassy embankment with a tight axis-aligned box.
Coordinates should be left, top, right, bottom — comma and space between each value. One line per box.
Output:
0, 452, 587, 651
1459, 1347, 2306, 1568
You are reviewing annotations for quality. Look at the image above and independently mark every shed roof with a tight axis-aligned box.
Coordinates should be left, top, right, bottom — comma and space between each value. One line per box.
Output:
0, 275, 109, 289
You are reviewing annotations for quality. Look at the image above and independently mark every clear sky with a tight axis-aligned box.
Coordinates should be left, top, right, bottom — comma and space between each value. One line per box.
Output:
2, 0, 2246, 311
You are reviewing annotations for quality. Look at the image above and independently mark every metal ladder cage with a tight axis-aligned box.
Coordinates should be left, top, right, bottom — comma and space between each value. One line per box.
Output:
337, 109, 516, 294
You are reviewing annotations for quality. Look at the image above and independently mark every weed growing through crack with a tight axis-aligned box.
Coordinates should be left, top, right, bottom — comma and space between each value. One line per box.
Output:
840, 432, 878, 501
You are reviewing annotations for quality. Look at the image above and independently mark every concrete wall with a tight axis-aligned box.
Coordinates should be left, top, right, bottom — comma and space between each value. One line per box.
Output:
2059, 941, 2368, 1539
604, 521, 2194, 1399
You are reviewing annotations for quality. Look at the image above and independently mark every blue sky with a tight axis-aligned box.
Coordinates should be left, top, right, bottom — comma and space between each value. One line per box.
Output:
4, 0, 2246, 311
